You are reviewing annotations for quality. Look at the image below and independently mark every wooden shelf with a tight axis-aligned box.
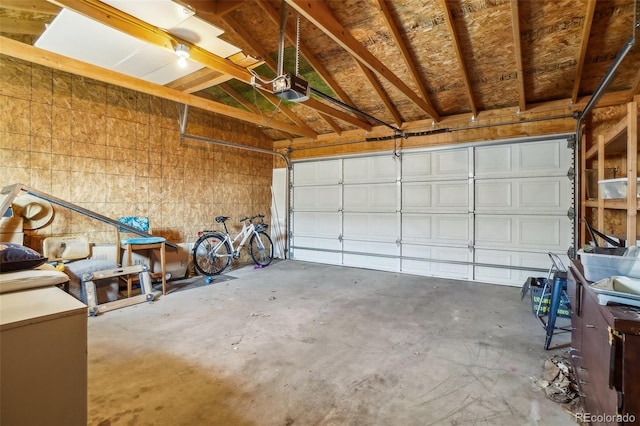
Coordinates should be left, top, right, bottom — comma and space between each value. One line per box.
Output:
584, 199, 640, 210
581, 100, 639, 245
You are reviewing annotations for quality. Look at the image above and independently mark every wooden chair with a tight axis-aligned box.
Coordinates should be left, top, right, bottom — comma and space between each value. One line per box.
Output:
116, 216, 167, 296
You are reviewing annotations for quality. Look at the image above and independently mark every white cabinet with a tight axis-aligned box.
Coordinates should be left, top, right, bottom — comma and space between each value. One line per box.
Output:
1, 286, 87, 425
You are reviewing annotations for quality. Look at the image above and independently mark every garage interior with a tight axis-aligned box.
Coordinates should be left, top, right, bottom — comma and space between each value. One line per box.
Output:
0, 0, 639, 425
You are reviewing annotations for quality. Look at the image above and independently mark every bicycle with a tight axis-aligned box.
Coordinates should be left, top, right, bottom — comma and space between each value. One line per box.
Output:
192, 214, 274, 276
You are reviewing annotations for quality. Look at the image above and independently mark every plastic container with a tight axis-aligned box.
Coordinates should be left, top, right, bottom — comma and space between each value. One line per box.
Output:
598, 177, 640, 199
578, 249, 640, 282
585, 168, 616, 199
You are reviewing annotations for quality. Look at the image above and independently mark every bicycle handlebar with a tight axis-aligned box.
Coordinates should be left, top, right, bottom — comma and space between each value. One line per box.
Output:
239, 213, 265, 223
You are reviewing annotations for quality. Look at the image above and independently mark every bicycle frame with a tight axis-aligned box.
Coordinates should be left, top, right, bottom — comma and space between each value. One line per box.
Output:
217, 218, 261, 258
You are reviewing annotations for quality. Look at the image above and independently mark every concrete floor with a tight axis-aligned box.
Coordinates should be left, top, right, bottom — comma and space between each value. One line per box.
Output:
87, 260, 576, 426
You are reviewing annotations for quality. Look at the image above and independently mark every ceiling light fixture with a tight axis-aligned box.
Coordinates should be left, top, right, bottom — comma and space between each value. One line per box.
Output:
175, 43, 190, 68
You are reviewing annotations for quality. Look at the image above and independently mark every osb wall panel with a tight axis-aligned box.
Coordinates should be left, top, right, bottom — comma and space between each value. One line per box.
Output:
0, 55, 273, 250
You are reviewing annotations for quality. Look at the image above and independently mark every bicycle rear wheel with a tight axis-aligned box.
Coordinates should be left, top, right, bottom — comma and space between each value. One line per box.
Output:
249, 231, 274, 267
193, 232, 231, 275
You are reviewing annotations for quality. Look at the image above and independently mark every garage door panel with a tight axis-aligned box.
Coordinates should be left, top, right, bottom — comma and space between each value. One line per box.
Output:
343, 183, 397, 212
293, 212, 341, 237
435, 215, 470, 243
473, 249, 570, 286
475, 139, 569, 178
402, 180, 468, 211
402, 182, 432, 210
435, 181, 469, 210
343, 156, 397, 183
344, 253, 400, 272
475, 215, 570, 251
475, 248, 568, 270
293, 186, 341, 211
294, 248, 342, 264
434, 149, 469, 177
402, 152, 432, 181
401, 149, 468, 181
402, 244, 470, 262
343, 240, 400, 256
294, 160, 341, 185
475, 177, 570, 213
401, 214, 432, 243
344, 212, 397, 241
293, 236, 341, 251
402, 213, 469, 245
402, 259, 469, 279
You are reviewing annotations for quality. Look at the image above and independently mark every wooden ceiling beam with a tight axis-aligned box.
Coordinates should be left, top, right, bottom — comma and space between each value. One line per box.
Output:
319, 113, 342, 135
377, 0, 434, 118
222, 14, 279, 71
166, 68, 231, 93
0, 17, 46, 36
571, 0, 597, 104
438, 0, 477, 118
188, 1, 244, 16
1, 0, 60, 15
510, 0, 526, 112
355, 61, 403, 126
258, 91, 319, 136
303, 98, 373, 131
219, 82, 261, 114
628, 67, 640, 101
219, 82, 298, 140
286, 0, 440, 121
50, 0, 255, 84
0, 36, 317, 138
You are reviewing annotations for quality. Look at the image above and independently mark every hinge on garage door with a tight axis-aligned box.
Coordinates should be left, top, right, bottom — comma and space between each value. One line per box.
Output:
567, 167, 575, 180
338, 233, 343, 242
567, 207, 575, 219
566, 134, 576, 149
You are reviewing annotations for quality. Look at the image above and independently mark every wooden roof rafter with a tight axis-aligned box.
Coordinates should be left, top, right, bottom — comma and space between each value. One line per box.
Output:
219, 82, 262, 114
510, 0, 526, 112
1, 0, 60, 15
377, 0, 434, 118
219, 82, 298, 139
438, 0, 477, 118
286, 0, 440, 121
571, 0, 597, 104
628, 67, 640, 101
189, 0, 244, 17
258, 91, 319, 136
354, 60, 403, 126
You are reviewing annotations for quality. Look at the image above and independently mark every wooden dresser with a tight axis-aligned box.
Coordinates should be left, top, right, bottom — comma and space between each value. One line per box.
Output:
568, 260, 640, 425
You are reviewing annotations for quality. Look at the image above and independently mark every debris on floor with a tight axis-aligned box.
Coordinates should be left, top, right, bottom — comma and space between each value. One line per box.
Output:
535, 351, 584, 420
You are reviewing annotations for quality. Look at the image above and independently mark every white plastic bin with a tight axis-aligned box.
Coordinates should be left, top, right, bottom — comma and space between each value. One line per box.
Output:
578, 249, 640, 282
598, 177, 640, 199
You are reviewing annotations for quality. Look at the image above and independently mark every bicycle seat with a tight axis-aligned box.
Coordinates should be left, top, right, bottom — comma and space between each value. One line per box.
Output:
215, 216, 230, 223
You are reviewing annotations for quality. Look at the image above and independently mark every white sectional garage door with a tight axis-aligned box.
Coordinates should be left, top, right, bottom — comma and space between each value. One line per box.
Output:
291, 137, 574, 286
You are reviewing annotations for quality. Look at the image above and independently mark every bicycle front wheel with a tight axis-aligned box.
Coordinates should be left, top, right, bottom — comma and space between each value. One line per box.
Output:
249, 231, 274, 267
193, 232, 231, 276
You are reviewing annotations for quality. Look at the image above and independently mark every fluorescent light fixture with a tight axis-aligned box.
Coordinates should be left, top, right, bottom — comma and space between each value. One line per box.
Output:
175, 43, 189, 67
